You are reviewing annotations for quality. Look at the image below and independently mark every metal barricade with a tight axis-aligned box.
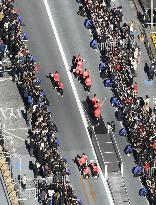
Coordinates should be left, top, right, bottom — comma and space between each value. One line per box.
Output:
0, 58, 12, 78
19, 178, 38, 201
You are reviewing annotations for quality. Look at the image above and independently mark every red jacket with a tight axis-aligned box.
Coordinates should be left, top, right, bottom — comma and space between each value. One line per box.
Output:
83, 167, 90, 175
58, 82, 64, 89
92, 96, 98, 105
53, 72, 59, 82
75, 67, 83, 75
94, 108, 101, 118
83, 70, 89, 79
85, 78, 92, 86
91, 163, 99, 172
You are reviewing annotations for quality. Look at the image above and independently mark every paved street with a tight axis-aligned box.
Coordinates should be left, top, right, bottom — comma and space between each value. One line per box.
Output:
14, 0, 155, 204
0, 0, 155, 204
14, 0, 113, 205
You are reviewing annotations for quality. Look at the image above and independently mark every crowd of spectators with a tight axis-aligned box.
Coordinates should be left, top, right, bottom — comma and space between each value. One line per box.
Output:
0, 0, 81, 204
77, 0, 156, 203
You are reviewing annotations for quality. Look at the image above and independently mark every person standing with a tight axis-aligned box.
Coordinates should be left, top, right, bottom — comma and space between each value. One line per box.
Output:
21, 174, 27, 190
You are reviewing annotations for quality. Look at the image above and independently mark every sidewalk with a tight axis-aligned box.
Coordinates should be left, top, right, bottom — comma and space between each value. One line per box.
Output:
133, 0, 156, 61
0, 80, 37, 204
108, 0, 156, 204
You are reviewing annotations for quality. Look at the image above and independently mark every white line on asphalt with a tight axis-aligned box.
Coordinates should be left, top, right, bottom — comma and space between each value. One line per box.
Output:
110, 131, 123, 164
103, 152, 114, 154
42, 1, 114, 204
3, 124, 25, 142
104, 161, 119, 164
105, 142, 113, 143
5, 131, 25, 141
7, 128, 28, 131
0, 77, 12, 82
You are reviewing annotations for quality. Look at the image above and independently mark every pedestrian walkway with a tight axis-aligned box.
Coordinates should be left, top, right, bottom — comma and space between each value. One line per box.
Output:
131, 0, 156, 61
0, 80, 37, 204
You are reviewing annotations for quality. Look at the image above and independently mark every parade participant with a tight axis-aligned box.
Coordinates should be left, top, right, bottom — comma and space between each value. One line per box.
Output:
82, 166, 90, 179
83, 69, 90, 80
76, 153, 88, 171
74, 54, 85, 69
92, 94, 98, 105
84, 76, 92, 92
49, 71, 60, 89
57, 81, 64, 98
89, 161, 100, 178
73, 55, 85, 81
94, 99, 105, 110
75, 66, 83, 81
93, 108, 101, 125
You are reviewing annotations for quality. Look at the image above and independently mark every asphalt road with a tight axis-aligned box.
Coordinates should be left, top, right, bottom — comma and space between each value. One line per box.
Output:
14, 0, 113, 205
13, 0, 155, 205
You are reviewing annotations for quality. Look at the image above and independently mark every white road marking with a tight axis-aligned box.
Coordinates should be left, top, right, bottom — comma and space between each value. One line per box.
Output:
5, 131, 25, 142
104, 161, 119, 164
3, 124, 25, 142
7, 128, 28, 131
0, 107, 25, 119
43, 1, 114, 204
0, 77, 12, 82
153, 96, 156, 104
103, 152, 114, 154
9, 108, 18, 119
